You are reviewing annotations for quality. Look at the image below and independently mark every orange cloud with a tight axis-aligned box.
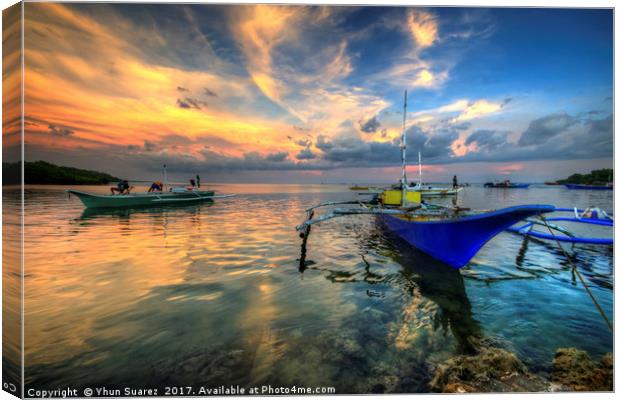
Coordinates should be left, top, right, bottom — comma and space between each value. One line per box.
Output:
407, 9, 438, 48
23, 3, 302, 161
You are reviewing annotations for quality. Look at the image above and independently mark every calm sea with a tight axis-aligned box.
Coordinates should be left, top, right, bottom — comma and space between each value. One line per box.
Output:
3, 183, 613, 393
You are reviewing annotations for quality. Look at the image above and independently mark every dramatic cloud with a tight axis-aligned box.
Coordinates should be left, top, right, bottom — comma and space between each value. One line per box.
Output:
360, 116, 381, 133
452, 99, 505, 122
48, 124, 75, 136
518, 112, 577, 146
315, 135, 334, 152
18, 4, 612, 181
296, 147, 317, 160
265, 151, 288, 162
465, 129, 508, 151
407, 9, 438, 48
294, 137, 312, 147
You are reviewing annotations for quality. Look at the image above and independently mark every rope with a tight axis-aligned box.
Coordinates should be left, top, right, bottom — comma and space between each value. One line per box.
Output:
539, 215, 613, 331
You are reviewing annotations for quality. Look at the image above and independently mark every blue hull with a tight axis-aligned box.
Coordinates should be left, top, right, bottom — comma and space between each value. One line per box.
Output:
382, 205, 555, 269
564, 184, 612, 191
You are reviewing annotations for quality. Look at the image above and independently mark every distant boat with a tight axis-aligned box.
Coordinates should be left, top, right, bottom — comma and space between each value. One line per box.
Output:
406, 183, 462, 197
349, 185, 369, 191
407, 152, 462, 197
564, 183, 612, 191
544, 181, 560, 186
484, 180, 529, 189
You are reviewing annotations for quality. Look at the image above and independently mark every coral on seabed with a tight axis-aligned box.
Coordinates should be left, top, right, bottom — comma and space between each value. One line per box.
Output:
430, 346, 613, 393
551, 348, 613, 391
429, 346, 550, 392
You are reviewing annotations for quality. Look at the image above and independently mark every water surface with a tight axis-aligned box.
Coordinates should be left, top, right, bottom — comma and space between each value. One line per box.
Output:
12, 184, 613, 393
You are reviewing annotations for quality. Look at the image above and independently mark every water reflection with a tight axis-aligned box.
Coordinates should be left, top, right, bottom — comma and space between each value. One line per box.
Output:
77, 201, 214, 221
20, 184, 613, 393
2, 188, 22, 396
300, 222, 482, 355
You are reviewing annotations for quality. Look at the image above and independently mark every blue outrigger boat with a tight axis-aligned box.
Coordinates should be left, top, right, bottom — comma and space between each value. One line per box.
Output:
297, 202, 554, 269
297, 91, 555, 269
381, 205, 554, 268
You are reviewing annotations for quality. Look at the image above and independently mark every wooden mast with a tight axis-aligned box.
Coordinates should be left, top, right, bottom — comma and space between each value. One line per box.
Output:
401, 90, 408, 206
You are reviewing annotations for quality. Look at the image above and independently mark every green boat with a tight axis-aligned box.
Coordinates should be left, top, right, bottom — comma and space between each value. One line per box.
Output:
67, 189, 217, 209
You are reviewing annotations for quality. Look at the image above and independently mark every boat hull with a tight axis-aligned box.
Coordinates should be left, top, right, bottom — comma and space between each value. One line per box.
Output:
484, 184, 530, 189
564, 184, 612, 191
68, 189, 216, 208
418, 187, 462, 197
382, 204, 555, 268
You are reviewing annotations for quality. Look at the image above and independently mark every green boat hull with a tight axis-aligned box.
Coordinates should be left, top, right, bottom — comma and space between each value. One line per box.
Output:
67, 189, 216, 209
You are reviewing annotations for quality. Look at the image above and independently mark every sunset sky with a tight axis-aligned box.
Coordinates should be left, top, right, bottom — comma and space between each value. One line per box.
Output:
5, 3, 614, 182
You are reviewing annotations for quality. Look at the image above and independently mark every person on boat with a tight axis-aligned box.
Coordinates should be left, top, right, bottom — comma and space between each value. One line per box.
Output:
452, 175, 458, 189
196, 174, 201, 188
110, 180, 130, 195
190, 178, 196, 188
148, 181, 163, 192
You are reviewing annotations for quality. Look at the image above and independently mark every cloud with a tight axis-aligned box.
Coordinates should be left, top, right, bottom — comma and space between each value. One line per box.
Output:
203, 87, 218, 97
452, 99, 504, 122
465, 129, 508, 151
265, 151, 288, 162
453, 122, 471, 131
407, 9, 438, 48
48, 124, 75, 136
412, 69, 448, 88
360, 116, 381, 133
294, 137, 312, 147
296, 147, 316, 160
315, 135, 334, 152
19, 4, 612, 181
176, 97, 203, 110
518, 112, 577, 146
407, 126, 459, 158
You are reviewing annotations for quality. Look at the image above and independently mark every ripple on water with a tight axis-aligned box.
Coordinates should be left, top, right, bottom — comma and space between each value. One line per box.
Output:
14, 184, 613, 392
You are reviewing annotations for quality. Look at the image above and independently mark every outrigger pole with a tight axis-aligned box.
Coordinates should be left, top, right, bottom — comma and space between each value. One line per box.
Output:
401, 90, 408, 207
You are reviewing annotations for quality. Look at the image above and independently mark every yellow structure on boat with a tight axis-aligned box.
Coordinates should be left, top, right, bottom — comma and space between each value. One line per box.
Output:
379, 189, 421, 206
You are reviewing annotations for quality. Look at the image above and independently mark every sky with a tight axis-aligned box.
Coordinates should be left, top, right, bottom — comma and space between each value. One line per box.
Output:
3, 3, 614, 182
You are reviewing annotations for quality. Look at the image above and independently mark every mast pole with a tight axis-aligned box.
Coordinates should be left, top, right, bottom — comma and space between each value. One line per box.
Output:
401, 90, 408, 206
418, 151, 422, 187
163, 164, 168, 192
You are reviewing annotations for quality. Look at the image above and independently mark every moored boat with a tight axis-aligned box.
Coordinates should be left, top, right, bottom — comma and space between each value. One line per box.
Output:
380, 205, 555, 268
407, 184, 462, 197
67, 188, 218, 208
297, 91, 553, 269
484, 180, 529, 189
349, 185, 369, 191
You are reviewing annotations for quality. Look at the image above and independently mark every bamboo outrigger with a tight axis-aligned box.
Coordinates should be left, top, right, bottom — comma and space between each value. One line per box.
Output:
297, 91, 555, 268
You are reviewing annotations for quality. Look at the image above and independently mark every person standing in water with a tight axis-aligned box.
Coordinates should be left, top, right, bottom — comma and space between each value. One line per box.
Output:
196, 174, 201, 188
452, 175, 458, 189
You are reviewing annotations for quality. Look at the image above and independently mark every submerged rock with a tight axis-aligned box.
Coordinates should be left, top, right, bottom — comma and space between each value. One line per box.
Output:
429, 346, 550, 393
551, 348, 613, 391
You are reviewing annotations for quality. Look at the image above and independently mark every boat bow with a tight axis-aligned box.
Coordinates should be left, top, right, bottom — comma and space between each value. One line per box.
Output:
382, 204, 555, 268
